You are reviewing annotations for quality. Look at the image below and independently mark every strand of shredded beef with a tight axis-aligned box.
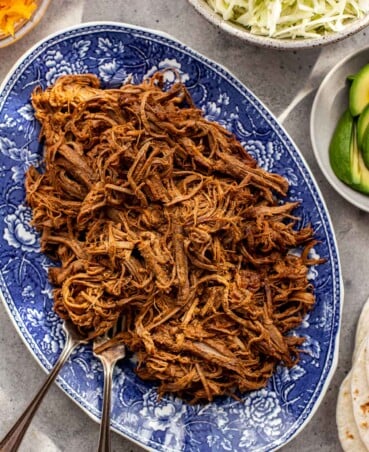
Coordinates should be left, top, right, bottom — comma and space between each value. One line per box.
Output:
25, 72, 325, 403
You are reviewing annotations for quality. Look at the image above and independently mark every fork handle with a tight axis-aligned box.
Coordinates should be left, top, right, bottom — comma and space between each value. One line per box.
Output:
0, 333, 79, 452
97, 358, 115, 452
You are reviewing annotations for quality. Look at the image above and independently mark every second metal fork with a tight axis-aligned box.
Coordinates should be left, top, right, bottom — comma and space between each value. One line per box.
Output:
93, 334, 125, 452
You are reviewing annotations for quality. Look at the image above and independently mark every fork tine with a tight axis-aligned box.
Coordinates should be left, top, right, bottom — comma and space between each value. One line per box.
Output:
93, 322, 125, 452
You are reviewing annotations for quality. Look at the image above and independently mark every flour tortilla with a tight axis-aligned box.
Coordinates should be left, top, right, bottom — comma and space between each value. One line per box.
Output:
337, 371, 367, 451
353, 296, 369, 363
337, 297, 369, 451
351, 338, 369, 449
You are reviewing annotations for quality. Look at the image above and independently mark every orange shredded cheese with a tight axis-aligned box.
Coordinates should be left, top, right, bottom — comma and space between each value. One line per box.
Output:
0, 0, 37, 37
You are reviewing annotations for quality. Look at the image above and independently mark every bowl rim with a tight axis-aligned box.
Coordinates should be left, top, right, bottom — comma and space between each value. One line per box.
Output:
0, 0, 51, 49
188, 0, 369, 49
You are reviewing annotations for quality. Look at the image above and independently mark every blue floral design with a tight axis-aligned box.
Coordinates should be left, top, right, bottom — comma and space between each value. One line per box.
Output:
18, 103, 34, 121
0, 137, 40, 182
43, 49, 89, 84
21, 284, 36, 301
144, 58, 190, 84
244, 389, 283, 437
98, 60, 128, 84
0, 136, 18, 157
246, 139, 281, 171
96, 36, 125, 58
4, 205, 39, 252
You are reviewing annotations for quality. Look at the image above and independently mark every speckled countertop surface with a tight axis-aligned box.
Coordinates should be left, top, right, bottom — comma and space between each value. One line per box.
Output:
1, 1, 369, 451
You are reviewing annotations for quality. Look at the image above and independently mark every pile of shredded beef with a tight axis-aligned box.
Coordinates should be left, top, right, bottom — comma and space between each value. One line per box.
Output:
25, 72, 324, 403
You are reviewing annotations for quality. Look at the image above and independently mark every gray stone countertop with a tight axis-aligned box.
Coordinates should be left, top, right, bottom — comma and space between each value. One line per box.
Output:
1, 1, 369, 451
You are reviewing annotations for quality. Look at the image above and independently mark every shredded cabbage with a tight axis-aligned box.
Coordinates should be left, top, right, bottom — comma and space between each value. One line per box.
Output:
206, 0, 369, 39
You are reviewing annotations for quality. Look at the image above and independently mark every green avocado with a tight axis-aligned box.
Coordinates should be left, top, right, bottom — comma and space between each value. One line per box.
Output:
360, 123, 369, 170
329, 109, 355, 185
352, 150, 369, 194
357, 103, 369, 148
350, 123, 369, 194
349, 64, 369, 116
329, 109, 369, 194
350, 122, 361, 187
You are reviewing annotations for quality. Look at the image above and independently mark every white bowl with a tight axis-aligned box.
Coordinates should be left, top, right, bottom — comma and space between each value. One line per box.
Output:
310, 46, 369, 212
188, 0, 369, 50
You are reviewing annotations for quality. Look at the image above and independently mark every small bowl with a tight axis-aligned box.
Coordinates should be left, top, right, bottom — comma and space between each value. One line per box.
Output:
310, 46, 369, 212
0, 0, 51, 49
188, 0, 369, 50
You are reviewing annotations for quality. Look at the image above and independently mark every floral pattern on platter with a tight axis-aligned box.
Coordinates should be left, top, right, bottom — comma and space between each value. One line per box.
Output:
0, 23, 342, 452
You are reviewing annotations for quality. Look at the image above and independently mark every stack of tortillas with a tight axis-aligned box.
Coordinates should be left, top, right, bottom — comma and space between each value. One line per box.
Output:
337, 297, 369, 451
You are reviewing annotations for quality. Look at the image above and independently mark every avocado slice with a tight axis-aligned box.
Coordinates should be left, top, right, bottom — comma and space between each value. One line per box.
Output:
357, 103, 369, 148
360, 123, 369, 170
329, 109, 355, 185
329, 111, 369, 194
352, 151, 369, 194
349, 64, 369, 116
350, 123, 369, 194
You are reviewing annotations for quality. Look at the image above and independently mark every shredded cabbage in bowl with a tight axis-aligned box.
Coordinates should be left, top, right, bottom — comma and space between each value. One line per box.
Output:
207, 0, 369, 39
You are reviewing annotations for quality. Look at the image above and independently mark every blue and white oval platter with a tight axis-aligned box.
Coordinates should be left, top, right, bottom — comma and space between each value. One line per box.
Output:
0, 22, 342, 452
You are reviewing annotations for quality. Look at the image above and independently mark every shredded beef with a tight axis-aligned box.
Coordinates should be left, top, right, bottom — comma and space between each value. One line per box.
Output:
25, 72, 325, 403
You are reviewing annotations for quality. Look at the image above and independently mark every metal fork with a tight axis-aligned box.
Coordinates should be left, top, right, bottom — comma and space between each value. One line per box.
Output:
93, 333, 125, 452
0, 320, 88, 452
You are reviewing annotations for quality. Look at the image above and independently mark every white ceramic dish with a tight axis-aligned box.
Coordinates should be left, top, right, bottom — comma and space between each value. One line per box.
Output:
311, 46, 369, 212
188, 0, 369, 50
